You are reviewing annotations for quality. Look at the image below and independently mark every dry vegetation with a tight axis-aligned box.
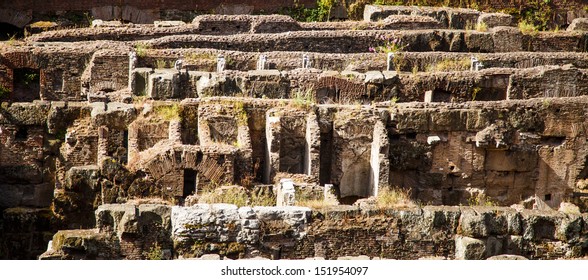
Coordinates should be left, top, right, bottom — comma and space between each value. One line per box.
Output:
198, 185, 275, 207
376, 185, 416, 209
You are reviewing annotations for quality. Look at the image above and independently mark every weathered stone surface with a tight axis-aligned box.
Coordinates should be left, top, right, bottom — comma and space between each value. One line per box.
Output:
491, 27, 523, 52
478, 13, 513, 28
487, 254, 528, 260
41, 229, 119, 260
6, 2, 588, 261
458, 207, 509, 238
567, 18, 588, 31
455, 235, 485, 260
90, 102, 137, 129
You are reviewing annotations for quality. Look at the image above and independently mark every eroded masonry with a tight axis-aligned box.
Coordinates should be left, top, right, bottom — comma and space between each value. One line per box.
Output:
2, 4, 588, 260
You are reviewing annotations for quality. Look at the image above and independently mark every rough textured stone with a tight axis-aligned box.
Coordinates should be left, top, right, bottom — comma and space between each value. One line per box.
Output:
567, 18, 588, 31
478, 13, 513, 28
487, 254, 528, 260
455, 235, 486, 260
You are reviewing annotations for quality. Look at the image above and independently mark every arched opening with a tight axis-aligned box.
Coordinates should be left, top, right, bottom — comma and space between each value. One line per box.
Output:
0, 22, 24, 40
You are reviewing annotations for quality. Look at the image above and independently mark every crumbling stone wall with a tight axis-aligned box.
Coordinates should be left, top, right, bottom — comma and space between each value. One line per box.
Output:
40, 203, 588, 260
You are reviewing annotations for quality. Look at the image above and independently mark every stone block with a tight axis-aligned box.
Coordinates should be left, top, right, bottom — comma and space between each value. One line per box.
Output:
478, 13, 514, 28
455, 235, 485, 260
567, 18, 588, 31
148, 70, 181, 100
486, 254, 528, 260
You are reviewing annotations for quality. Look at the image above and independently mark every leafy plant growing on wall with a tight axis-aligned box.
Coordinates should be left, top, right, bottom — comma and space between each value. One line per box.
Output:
283, 0, 335, 22
0, 85, 10, 99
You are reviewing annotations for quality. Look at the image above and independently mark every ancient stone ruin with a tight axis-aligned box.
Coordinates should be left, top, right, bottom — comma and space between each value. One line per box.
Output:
2, 2, 588, 260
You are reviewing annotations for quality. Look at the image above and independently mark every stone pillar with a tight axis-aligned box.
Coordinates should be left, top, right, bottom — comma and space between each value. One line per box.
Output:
324, 184, 337, 202
369, 119, 390, 197
264, 111, 281, 184
128, 51, 137, 91
302, 54, 312, 69
305, 110, 321, 177
97, 126, 109, 165
424, 90, 433, 103
387, 52, 395, 71
127, 126, 139, 165
277, 178, 295, 206
217, 55, 225, 72
257, 54, 267, 70
168, 120, 182, 144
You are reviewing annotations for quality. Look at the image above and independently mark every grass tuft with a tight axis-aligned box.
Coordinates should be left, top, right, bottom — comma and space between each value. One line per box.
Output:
376, 185, 415, 209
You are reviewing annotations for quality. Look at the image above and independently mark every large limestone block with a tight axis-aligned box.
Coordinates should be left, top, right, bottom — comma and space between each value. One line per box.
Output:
478, 13, 513, 28
567, 18, 588, 31
455, 235, 485, 260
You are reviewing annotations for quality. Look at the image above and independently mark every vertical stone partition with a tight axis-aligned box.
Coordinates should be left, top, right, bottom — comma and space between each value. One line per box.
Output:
370, 116, 390, 196
97, 126, 109, 164
168, 120, 182, 144
265, 110, 280, 183
305, 109, 320, 178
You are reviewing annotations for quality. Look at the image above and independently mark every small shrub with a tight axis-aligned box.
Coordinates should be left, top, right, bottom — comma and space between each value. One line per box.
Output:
475, 22, 488, 32
296, 197, 337, 209
369, 35, 406, 54
155, 59, 168, 69
23, 73, 39, 85
185, 52, 215, 64
233, 102, 248, 126
284, 0, 334, 22
427, 57, 471, 72
154, 104, 180, 121
6, 33, 18, 45
198, 186, 249, 207
468, 193, 498, 207
393, 52, 406, 72
376, 186, 415, 209
0, 84, 10, 99
519, 20, 539, 35
249, 189, 276, 206
291, 87, 315, 109
144, 242, 163, 260
199, 184, 275, 207
134, 43, 150, 57
471, 87, 481, 101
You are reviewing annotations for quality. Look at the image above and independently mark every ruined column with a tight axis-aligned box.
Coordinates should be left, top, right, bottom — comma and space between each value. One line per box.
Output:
277, 178, 295, 206
369, 118, 390, 197
168, 120, 182, 144
97, 126, 109, 165
264, 111, 281, 183
128, 51, 137, 91
305, 110, 321, 177
127, 125, 140, 165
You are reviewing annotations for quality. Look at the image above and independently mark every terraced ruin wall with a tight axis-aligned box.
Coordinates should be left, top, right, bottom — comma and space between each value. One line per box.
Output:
2, 3, 588, 260
1, 0, 587, 27
39, 203, 588, 260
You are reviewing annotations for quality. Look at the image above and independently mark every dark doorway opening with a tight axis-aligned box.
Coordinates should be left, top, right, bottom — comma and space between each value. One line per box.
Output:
0, 22, 24, 40
13, 68, 40, 102
183, 169, 197, 198
15, 127, 28, 141
431, 88, 452, 102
